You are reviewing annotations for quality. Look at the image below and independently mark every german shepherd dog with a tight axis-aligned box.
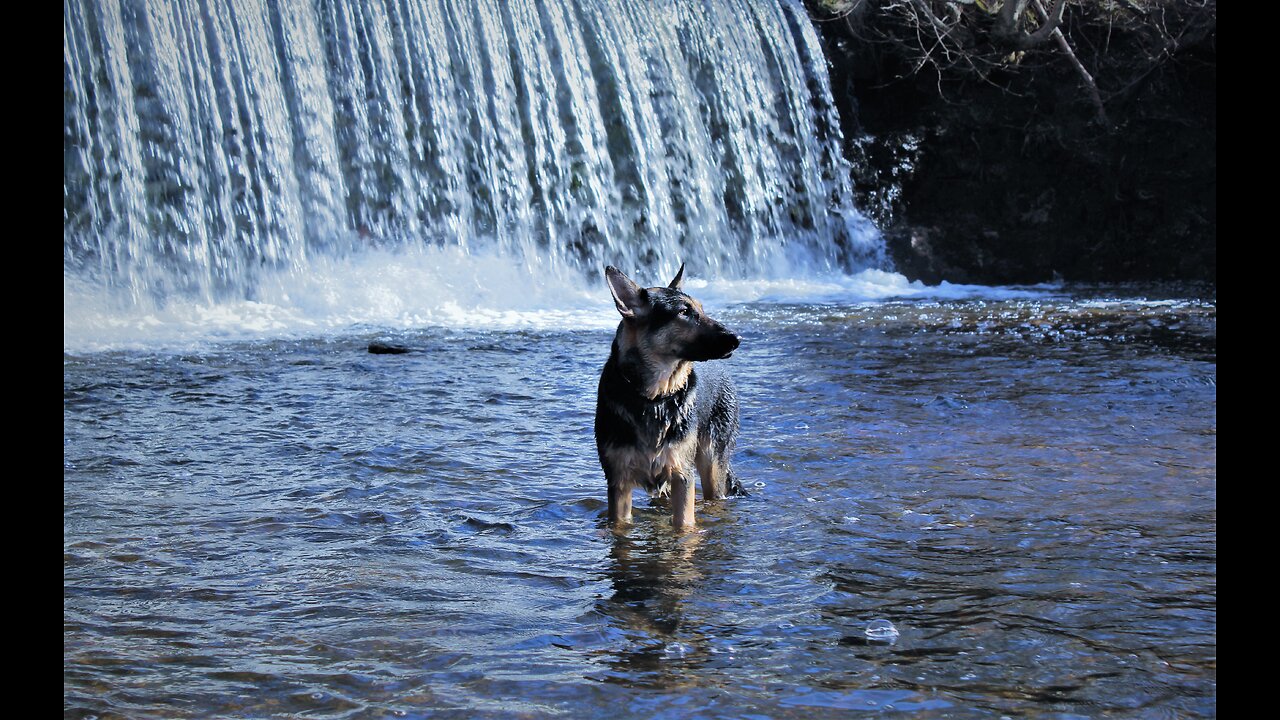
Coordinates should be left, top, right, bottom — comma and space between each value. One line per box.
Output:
595, 264, 743, 529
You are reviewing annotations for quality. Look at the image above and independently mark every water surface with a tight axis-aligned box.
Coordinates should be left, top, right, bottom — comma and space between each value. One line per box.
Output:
64, 288, 1216, 718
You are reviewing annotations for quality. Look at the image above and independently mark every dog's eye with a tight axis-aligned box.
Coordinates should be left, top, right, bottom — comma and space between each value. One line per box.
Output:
681, 306, 695, 317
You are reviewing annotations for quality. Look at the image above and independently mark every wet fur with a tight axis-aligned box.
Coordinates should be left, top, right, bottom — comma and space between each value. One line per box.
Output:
594, 264, 743, 529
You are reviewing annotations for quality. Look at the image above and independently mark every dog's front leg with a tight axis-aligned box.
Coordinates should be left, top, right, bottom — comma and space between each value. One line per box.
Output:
607, 480, 633, 524
670, 474, 696, 530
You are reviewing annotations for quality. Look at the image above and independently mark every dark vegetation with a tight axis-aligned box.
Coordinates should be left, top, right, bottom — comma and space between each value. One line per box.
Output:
805, 0, 1215, 284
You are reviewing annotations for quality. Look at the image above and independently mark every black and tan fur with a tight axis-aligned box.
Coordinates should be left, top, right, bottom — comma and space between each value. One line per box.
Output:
594, 263, 743, 530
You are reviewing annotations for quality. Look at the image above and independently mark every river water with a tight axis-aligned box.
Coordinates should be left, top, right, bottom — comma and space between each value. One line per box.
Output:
64, 285, 1216, 718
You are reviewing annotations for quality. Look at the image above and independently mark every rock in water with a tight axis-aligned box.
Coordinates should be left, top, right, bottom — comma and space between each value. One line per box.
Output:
368, 342, 410, 355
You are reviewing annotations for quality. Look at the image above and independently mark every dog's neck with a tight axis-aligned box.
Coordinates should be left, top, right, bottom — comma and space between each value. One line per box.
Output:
642, 359, 692, 399
612, 323, 693, 400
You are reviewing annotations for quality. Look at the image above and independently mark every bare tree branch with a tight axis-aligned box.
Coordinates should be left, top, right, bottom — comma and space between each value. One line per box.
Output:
997, 0, 1030, 35
994, 0, 1069, 49
804, 0, 1213, 126
1024, 0, 1068, 46
910, 0, 955, 39
1031, 0, 1110, 126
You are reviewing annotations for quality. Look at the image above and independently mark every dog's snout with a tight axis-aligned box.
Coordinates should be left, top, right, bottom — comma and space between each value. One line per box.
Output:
712, 330, 740, 360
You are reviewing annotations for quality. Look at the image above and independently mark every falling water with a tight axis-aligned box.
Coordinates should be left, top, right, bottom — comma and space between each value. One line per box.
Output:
64, 0, 886, 347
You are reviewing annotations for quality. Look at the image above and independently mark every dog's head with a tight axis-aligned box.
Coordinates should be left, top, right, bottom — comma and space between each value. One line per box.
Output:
605, 263, 740, 361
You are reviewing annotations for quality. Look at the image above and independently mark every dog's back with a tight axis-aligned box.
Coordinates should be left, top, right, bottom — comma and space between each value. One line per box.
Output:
689, 360, 743, 498
593, 264, 742, 529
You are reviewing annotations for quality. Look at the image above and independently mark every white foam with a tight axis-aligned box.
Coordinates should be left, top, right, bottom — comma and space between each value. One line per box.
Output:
1078, 298, 1191, 309
63, 248, 1051, 353
687, 269, 1052, 306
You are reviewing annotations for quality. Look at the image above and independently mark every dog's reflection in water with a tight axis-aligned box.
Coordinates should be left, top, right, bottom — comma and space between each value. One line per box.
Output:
592, 507, 738, 686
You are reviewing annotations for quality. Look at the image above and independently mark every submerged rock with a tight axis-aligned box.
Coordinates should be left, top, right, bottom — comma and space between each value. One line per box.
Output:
367, 342, 411, 355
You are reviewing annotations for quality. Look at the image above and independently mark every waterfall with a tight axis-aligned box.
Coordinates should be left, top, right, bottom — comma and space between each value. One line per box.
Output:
64, 0, 886, 346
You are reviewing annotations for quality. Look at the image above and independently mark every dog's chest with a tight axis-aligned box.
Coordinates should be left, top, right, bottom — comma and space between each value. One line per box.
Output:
636, 394, 692, 446
603, 390, 693, 449
601, 392, 698, 487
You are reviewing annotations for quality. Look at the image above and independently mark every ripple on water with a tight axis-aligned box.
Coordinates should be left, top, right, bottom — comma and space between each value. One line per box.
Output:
64, 293, 1216, 718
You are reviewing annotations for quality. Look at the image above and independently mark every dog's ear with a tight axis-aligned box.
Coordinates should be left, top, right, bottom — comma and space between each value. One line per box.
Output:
668, 262, 685, 291
605, 266, 646, 318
